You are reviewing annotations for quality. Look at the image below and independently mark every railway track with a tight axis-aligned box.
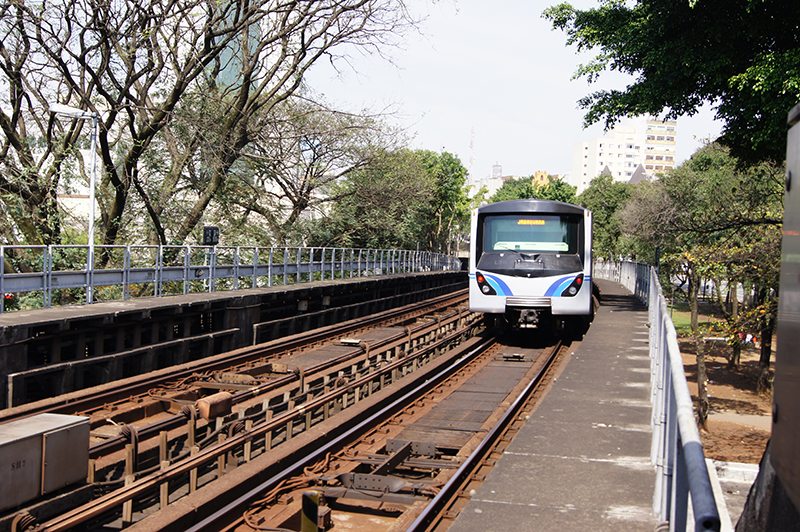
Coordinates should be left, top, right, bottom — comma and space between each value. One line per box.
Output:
5, 288, 573, 531
113, 334, 567, 531
1, 289, 469, 426
5, 290, 486, 530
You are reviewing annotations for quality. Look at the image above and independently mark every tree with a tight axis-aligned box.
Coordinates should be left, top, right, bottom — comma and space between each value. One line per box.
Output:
534, 177, 577, 203
490, 175, 576, 204
308, 149, 434, 249
619, 144, 784, 392
577, 174, 631, 260
490, 177, 536, 203
213, 97, 397, 245
417, 151, 470, 254
0, 0, 412, 251
544, 1, 800, 163
309, 148, 473, 251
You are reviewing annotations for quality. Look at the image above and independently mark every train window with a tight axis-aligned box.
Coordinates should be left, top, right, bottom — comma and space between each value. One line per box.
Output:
482, 214, 579, 254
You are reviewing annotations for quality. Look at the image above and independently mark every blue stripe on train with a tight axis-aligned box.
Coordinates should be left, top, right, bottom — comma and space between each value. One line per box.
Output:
483, 273, 513, 296
545, 275, 576, 296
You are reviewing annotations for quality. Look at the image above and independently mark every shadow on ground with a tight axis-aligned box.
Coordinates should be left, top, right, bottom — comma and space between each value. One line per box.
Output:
599, 293, 646, 312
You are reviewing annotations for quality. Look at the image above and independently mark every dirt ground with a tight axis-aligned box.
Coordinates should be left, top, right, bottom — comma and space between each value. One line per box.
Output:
680, 339, 771, 464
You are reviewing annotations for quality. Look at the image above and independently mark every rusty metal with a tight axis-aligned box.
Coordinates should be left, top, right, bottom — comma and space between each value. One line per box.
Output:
408, 341, 564, 531
33, 307, 483, 531
196, 391, 233, 420
87, 300, 473, 459
178, 336, 497, 532
1, 289, 467, 425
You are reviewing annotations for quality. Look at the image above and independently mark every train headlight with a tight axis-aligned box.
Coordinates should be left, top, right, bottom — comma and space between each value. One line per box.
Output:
560, 274, 585, 297
475, 271, 497, 295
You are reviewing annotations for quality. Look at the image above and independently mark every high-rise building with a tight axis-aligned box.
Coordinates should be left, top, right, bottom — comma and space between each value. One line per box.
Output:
569, 117, 677, 193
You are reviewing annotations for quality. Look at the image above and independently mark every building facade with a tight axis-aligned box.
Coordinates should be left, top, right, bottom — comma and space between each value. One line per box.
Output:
569, 118, 677, 193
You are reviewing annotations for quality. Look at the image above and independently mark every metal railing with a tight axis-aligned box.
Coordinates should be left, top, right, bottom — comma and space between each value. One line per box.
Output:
595, 260, 721, 532
0, 245, 461, 313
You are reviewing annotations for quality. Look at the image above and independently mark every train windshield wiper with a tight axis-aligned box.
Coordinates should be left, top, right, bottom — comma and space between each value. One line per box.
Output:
494, 245, 538, 261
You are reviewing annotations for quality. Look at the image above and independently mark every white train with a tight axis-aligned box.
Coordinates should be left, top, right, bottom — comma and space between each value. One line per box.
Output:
468, 199, 594, 332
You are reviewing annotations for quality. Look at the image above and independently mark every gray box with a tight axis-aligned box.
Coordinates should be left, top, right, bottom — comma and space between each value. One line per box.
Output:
0, 413, 89, 512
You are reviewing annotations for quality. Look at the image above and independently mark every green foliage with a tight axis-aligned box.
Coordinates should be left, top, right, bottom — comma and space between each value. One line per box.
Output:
308, 149, 432, 249
577, 174, 630, 259
619, 143, 784, 338
417, 151, 471, 253
490, 177, 535, 203
544, 1, 800, 163
536, 177, 577, 203
308, 148, 471, 252
490, 176, 577, 204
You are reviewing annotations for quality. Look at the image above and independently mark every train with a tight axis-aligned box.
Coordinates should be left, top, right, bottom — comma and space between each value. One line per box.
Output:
468, 199, 594, 333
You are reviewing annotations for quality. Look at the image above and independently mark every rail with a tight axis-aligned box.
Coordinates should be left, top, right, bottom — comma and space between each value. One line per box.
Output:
0, 245, 460, 313
595, 260, 721, 531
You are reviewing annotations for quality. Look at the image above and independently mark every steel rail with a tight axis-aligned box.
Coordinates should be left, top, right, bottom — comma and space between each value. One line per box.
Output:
39, 322, 486, 531
408, 340, 563, 531
89, 302, 471, 457
183, 335, 499, 532
0, 288, 467, 424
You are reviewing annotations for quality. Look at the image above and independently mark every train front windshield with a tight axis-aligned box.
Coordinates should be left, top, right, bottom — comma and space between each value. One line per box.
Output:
477, 213, 583, 277
482, 215, 579, 254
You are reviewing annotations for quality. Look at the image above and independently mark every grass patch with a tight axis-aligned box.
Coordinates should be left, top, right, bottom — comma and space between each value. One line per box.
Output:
668, 301, 725, 337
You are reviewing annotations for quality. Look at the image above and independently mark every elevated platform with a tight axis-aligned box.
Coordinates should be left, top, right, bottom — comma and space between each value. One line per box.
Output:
450, 279, 658, 530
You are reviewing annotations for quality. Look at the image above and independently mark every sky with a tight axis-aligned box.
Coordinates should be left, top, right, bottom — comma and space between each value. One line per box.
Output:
306, 0, 723, 181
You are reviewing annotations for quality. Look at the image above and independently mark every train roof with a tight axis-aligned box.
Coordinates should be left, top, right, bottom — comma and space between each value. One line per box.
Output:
477, 199, 587, 216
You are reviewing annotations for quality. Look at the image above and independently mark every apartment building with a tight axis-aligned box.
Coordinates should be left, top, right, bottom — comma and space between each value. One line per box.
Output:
569, 118, 677, 193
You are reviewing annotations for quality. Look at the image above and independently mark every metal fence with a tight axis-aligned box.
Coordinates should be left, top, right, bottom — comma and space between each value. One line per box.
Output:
0, 245, 461, 313
595, 260, 721, 532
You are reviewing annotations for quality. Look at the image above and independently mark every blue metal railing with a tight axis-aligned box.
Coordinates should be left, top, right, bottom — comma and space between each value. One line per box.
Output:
595, 260, 721, 532
0, 245, 461, 313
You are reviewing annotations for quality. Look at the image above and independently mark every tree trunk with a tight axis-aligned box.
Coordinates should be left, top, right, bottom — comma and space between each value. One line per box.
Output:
688, 266, 699, 333
696, 336, 709, 430
729, 281, 741, 368
758, 314, 775, 393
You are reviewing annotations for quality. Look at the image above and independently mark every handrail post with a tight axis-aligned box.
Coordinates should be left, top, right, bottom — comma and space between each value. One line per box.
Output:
44, 246, 52, 308
252, 247, 259, 288
155, 246, 163, 297
233, 247, 240, 290
183, 246, 190, 295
